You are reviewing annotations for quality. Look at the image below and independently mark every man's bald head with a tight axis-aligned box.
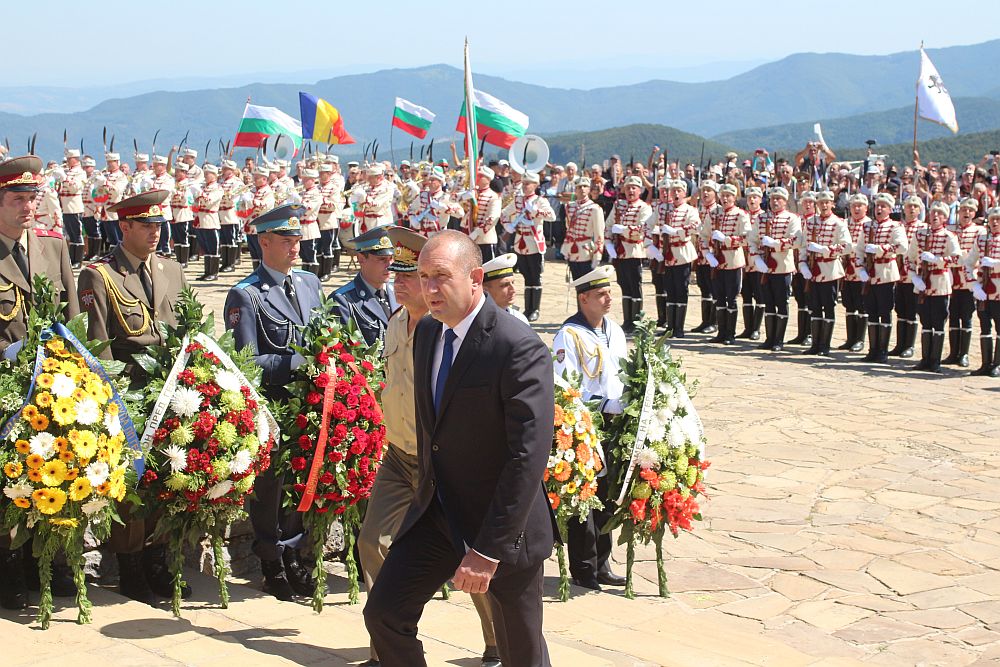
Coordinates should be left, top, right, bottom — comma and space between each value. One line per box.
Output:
418, 230, 485, 327
422, 230, 483, 274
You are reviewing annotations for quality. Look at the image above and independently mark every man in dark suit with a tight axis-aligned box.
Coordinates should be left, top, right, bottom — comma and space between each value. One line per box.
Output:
364, 230, 556, 667
331, 226, 397, 346
225, 203, 324, 601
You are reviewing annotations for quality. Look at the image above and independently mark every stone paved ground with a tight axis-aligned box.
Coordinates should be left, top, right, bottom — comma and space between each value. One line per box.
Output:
4, 256, 1000, 666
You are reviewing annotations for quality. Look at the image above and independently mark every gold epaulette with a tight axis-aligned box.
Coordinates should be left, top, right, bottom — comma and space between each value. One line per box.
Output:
95, 264, 150, 336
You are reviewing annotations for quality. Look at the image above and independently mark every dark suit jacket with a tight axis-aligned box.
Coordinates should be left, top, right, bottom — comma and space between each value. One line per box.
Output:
399, 296, 557, 571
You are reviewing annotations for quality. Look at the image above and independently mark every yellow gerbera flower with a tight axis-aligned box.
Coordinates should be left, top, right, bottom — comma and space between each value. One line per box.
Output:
3, 462, 23, 478
35, 392, 54, 408
105, 402, 118, 416
14, 440, 30, 454
35, 488, 66, 515
71, 430, 98, 459
51, 397, 77, 426
566, 482, 578, 494
68, 478, 92, 501
42, 358, 59, 372
45, 339, 65, 354
25, 453, 45, 469
76, 457, 90, 468
30, 413, 50, 431
21, 405, 38, 421
49, 517, 79, 528
13, 498, 30, 509
72, 387, 88, 401
36, 373, 54, 389
40, 460, 67, 487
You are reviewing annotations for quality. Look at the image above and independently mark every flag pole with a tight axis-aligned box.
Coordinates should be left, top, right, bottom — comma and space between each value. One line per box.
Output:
464, 37, 478, 223
389, 115, 396, 166
913, 41, 923, 164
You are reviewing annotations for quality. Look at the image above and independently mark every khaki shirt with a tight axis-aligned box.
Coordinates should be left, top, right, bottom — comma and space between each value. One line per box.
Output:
381, 307, 417, 455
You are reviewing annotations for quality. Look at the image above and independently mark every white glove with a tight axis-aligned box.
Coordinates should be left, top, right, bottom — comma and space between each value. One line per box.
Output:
653, 248, 664, 262
798, 262, 813, 280
459, 189, 475, 201
645, 245, 663, 262
590, 254, 601, 269
919, 251, 936, 263
601, 398, 624, 415
972, 283, 988, 301
660, 224, 677, 235
864, 243, 878, 254
858, 268, 871, 282
981, 257, 998, 269
754, 256, 769, 273
502, 221, 516, 234
761, 236, 780, 249
523, 200, 536, 213
705, 252, 719, 268
429, 198, 445, 210
605, 241, 617, 260
711, 229, 727, 243
807, 242, 828, 254
911, 275, 927, 292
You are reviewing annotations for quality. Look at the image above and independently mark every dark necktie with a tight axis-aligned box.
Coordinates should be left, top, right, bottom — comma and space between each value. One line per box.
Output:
433, 329, 457, 412
138, 263, 153, 304
375, 288, 391, 318
11, 241, 29, 285
284, 275, 301, 319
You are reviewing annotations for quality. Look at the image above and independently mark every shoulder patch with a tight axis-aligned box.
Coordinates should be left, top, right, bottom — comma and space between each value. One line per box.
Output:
235, 274, 261, 290
80, 289, 95, 309
227, 307, 241, 327
555, 348, 565, 363
333, 283, 352, 296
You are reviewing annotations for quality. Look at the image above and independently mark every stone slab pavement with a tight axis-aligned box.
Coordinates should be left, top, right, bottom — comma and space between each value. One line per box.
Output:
4, 256, 999, 666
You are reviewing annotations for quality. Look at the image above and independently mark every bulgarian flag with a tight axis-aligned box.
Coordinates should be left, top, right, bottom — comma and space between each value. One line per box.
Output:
234, 102, 303, 151
392, 98, 435, 139
456, 88, 529, 149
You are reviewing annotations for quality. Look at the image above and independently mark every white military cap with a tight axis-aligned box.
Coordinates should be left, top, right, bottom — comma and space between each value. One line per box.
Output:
428, 166, 447, 182
798, 190, 817, 202
745, 186, 763, 197
848, 193, 869, 206
134, 153, 149, 162
498, 159, 510, 167
277, 159, 290, 168
482, 252, 517, 282
988, 207, 1000, 219
326, 155, 340, 164
575, 176, 591, 188
203, 164, 219, 175
719, 183, 739, 196
300, 168, 319, 179
400, 159, 411, 167
959, 197, 980, 211
623, 175, 642, 188
105, 152, 120, 162
319, 163, 333, 173
699, 180, 719, 192
174, 162, 190, 172
222, 159, 238, 171
82, 157, 96, 167
366, 163, 385, 176
253, 166, 270, 178
903, 195, 924, 209
347, 161, 360, 168
874, 192, 895, 207
769, 186, 789, 200
571, 265, 615, 293
152, 154, 168, 165
64, 149, 81, 159
669, 179, 688, 191
929, 201, 950, 217
522, 171, 541, 184
816, 190, 835, 202
478, 165, 495, 180
182, 148, 198, 158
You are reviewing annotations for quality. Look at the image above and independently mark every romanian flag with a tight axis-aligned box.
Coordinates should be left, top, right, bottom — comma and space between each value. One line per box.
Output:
299, 92, 355, 145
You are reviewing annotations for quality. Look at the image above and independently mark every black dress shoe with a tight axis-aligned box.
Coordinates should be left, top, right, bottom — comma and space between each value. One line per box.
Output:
358, 660, 380, 667
482, 647, 502, 667
282, 549, 316, 597
571, 576, 602, 591
597, 570, 627, 586
143, 544, 192, 599
261, 558, 296, 601
0, 547, 28, 610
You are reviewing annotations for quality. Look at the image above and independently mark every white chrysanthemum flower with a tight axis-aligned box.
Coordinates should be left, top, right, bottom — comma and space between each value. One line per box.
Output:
163, 444, 188, 473
215, 369, 242, 393
547, 455, 559, 468
666, 395, 680, 412
85, 461, 110, 487
563, 448, 576, 463
657, 381, 671, 395
655, 407, 673, 425
681, 414, 702, 444
75, 398, 100, 425
205, 480, 234, 500
81, 498, 109, 516
170, 387, 203, 418
646, 420, 666, 444
634, 447, 660, 470
574, 421, 587, 434
256, 410, 270, 446
50, 373, 76, 398
29, 432, 57, 459
104, 411, 122, 437
668, 424, 687, 450
3, 482, 32, 499
561, 423, 573, 435
230, 449, 253, 475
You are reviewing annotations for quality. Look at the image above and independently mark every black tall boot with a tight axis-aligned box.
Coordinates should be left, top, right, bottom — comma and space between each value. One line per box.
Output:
862, 324, 881, 362
655, 296, 667, 332
725, 308, 739, 344
957, 329, 972, 368
663, 303, 676, 336
117, 552, 157, 605
527, 288, 541, 322
771, 315, 788, 352
851, 315, 868, 352
0, 547, 27, 610
804, 318, 823, 354
912, 328, 932, 370
673, 303, 688, 338
991, 338, 1000, 378
705, 301, 718, 334
331, 249, 341, 272
925, 331, 945, 373
197, 255, 219, 281
788, 309, 810, 345
899, 320, 918, 359
750, 305, 764, 341
876, 325, 891, 363
818, 319, 834, 356
621, 299, 634, 334
710, 304, 726, 343
942, 329, 961, 365
737, 304, 754, 339
973, 336, 995, 376
758, 313, 775, 350
222, 246, 237, 273
692, 300, 712, 333
838, 314, 855, 350
175, 244, 189, 268
319, 255, 332, 281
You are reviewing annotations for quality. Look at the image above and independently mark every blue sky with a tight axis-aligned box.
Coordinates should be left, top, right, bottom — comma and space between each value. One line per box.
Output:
7, 1, 998, 87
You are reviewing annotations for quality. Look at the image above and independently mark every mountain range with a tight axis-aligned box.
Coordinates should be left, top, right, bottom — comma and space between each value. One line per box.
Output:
3, 40, 999, 163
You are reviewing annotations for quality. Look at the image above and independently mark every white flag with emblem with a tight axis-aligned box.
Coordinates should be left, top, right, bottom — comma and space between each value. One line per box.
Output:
916, 47, 958, 134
